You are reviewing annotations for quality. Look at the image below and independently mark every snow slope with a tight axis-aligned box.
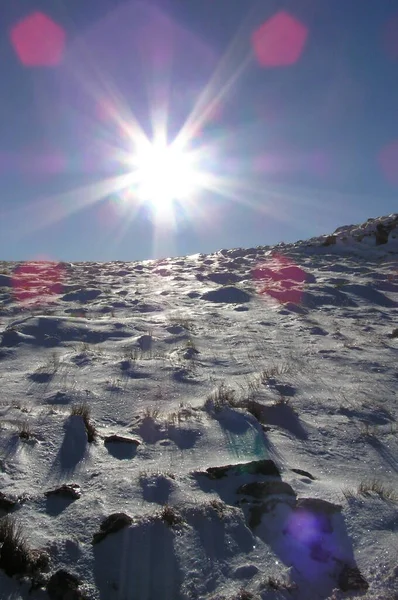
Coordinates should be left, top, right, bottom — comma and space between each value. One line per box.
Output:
0, 214, 397, 600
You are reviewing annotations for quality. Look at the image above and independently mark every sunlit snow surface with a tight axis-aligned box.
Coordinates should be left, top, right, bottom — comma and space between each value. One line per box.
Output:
0, 214, 397, 599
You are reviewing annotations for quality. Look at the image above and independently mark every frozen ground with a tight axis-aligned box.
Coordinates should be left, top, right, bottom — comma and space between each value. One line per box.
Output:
0, 214, 397, 600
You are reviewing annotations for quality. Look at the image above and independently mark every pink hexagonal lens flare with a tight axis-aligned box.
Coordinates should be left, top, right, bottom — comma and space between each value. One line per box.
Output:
251, 11, 308, 68
10, 12, 65, 67
253, 253, 314, 305
384, 13, 398, 61
379, 140, 398, 186
12, 261, 64, 306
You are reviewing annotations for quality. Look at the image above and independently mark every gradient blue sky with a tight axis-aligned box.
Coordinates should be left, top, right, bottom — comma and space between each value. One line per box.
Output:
0, 0, 397, 262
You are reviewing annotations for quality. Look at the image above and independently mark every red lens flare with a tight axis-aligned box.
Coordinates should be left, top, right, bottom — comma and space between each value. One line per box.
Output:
10, 12, 65, 67
12, 260, 64, 306
253, 253, 314, 305
251, 11, 308, 68
379, 140, 398, 186
384, 13, 398, 61
254, 150, 332, 179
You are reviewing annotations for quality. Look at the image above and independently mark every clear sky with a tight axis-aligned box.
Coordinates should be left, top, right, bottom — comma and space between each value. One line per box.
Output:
0, 0, 397, 262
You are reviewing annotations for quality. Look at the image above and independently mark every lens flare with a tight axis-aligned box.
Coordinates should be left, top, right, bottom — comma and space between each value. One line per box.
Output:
253, 253, 315, 304
10, 12, 65, 67
12, 260, 64, 306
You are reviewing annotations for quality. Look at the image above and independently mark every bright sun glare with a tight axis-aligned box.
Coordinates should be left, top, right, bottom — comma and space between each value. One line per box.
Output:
130, 141, 201, 208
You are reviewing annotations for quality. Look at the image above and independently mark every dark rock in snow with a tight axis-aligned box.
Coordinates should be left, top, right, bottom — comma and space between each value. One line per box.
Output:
61, 288, 102, 302
309, 326, 328, 336
237, 480, 296, 499
0, 491, 21, 511
201, 286, 251, 304
204, 459, 280, 480
375, 223, 389, 245
104, 435, 140, 459
322, 235, 337, 246
291, 468, 316, 480
104, 434, 141, 446
338, 564, 369, 592
45, 484, 82, 500
296, 497, 342, 514
207, 271, 241, 285
92, 512, 133, 544
47, 569, 84, 599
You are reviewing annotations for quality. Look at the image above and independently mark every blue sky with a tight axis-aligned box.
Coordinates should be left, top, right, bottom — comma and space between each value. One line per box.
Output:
0, 0, 397, 261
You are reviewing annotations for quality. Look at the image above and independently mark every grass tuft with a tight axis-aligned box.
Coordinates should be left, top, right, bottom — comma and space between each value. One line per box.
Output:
259, 362, 290, 384
0, 516, 48, 578
18, 421, 33, 441
143, 406, 160, 421
358, 479, 397, 501
204, 383, 237, 413
70, 402, 97, 442
343, 479, 397, 502
158, 504, 184, 528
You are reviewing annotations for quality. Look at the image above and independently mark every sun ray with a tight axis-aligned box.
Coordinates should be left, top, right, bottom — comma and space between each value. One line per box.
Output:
173, 7, 257, 152
11, 173, 134, 240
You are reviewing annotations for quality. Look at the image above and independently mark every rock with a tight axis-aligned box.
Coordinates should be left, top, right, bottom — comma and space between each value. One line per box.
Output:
207, 272, 241, 284
309, 326, 328, 336
92, 512, 133, 544
61, 288, 102, 302
0, 491, 19, 511
375, 223, 389, 245
203, 459, 280, 480
229, 248, 249, 258
104, 435, 141, 446
45, 484, 82, 500
237, 480, 296, 499
322, 235, 337, 247
47, 569, 83, 599
291, 468, 316, 480
296, 498, 342, 515
201, 286, 252, 304
338, 564, 369, 592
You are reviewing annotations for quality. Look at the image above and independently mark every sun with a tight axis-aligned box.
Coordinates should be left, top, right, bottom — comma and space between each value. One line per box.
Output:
129, 140, 201, 208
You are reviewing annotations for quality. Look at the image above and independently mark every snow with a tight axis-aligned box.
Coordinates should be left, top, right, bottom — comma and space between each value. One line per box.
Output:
0, 213, 397, 599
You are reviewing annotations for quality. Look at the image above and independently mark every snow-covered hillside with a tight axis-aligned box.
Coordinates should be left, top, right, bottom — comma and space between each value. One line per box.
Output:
0, 214, 397, 600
